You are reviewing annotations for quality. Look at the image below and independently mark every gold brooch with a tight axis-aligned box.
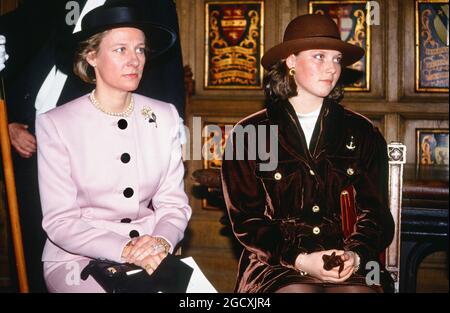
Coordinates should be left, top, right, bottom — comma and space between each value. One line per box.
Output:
141, 106, 157, 127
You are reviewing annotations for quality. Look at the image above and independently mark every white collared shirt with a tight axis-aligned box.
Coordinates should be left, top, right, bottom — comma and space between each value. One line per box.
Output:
297, 104, 322, 148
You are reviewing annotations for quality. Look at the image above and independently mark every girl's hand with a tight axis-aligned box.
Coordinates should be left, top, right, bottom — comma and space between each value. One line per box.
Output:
295, 249, 357, 283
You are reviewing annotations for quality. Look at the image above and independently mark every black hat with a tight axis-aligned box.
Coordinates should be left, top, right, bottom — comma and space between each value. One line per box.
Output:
73, 1, 176, 60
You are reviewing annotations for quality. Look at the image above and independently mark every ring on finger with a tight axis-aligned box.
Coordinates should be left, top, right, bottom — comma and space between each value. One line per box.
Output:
150, 244, 164, 254
136, 249, 150, 261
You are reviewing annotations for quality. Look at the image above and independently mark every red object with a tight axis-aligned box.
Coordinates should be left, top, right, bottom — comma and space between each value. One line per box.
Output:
340, 185, 357, 238
340, 185, 386, 266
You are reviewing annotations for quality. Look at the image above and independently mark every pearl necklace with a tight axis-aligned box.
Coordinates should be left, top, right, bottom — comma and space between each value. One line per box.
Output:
89, 89, 134, 118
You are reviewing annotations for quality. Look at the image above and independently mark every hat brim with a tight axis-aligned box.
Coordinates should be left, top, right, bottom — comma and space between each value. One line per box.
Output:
55, 22, 176, 75
72, 22, 176, 61
261, 37, 365, 69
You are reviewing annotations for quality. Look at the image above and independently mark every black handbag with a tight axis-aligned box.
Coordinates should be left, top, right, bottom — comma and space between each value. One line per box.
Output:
80, 254, 193, 293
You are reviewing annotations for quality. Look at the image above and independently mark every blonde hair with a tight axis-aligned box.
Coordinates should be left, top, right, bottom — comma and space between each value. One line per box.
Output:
73, 30, 109, 84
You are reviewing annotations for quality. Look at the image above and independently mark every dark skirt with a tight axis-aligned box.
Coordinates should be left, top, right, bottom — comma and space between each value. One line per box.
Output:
236, 252, 384, 293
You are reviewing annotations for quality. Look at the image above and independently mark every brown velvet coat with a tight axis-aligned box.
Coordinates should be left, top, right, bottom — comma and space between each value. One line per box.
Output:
221, 98, 395, 292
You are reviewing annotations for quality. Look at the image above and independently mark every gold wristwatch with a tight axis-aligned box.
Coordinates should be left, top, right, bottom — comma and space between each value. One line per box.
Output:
154, 237, 170, 254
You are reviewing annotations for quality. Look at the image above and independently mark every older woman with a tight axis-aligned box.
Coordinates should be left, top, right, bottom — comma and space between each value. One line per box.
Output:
36, 2, 191, 292
221, 14, 394, 293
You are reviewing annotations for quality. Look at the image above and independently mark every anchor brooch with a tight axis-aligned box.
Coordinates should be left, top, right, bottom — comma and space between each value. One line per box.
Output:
346, 135, 356, 151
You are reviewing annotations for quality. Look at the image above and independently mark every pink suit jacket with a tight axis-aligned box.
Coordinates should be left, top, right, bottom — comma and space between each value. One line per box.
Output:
36, 93, 191, 264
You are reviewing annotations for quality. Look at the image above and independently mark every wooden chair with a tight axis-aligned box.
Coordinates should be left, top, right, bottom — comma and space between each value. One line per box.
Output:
386, 142, 407, 293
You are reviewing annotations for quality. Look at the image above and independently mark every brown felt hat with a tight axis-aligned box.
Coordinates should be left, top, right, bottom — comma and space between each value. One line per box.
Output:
261, 14, 365, 69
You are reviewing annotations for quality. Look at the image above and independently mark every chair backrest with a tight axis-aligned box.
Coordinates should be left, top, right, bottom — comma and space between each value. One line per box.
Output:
386, 142, 407, 293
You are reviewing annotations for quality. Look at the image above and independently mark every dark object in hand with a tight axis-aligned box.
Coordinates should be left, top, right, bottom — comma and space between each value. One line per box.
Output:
322, 252, 345, 278
80, 254, 193, 293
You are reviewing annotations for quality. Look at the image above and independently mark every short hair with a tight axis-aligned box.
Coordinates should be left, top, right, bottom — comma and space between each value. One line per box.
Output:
263, 60, 297, 102
73, 30, 109, 84
263, 59, 344, 103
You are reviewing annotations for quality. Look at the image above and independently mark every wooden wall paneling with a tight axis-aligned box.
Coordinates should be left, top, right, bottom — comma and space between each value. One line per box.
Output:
384, 113, 402, 143
359, 0, 385, 100
401, 118, 449, 164
387, 0, 400, 102
343, 100, 448, 116
177, 0, 197, 79
371, 0, 386, 99
400, 0, 448, 101
278, 0, 299, 43
0, 0, 18, 15
416, 251, 449, 293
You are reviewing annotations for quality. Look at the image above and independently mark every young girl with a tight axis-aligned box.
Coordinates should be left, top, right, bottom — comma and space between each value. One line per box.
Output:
221, 14, 394, 293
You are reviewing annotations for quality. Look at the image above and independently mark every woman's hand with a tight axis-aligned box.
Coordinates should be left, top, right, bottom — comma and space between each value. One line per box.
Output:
138, 252, 167, 275
121, 235, 170, 275
295, 249, 358, 283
